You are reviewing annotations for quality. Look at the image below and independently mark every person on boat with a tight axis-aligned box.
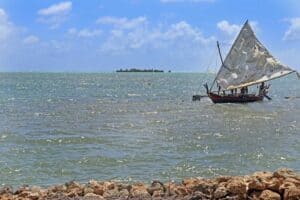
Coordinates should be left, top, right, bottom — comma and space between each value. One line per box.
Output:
245, 86, 248, 94
234, 88, 237, 95
240, 87, 245, 95
231, 89, 234, 95
217, 85, 221, 95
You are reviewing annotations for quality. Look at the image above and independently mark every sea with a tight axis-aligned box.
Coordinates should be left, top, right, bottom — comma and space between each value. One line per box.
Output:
0, 72, 299, 187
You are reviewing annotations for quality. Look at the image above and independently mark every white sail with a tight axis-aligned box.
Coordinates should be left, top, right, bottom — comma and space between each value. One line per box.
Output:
216, 21, 295, 90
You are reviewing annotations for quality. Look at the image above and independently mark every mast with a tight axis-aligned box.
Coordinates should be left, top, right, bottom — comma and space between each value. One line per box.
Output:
209, 41, 224, 91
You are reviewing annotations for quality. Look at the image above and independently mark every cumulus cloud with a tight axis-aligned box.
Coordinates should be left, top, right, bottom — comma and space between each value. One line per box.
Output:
217, 20, 259, 37
0, 8, 15, 41
283, 18, 300, 41
23, 35, 40, 44
217, 20, 241, 36
37, 1, 72, 29
68, 28, 102, 37
96, 16, 147, 29
100, 16, 214, 53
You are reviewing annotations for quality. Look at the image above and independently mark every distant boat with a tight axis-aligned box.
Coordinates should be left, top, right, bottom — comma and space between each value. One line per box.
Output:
202, 20, 299, 104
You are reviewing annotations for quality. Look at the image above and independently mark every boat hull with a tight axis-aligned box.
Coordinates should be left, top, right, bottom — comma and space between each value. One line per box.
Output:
208, 92, 263, 104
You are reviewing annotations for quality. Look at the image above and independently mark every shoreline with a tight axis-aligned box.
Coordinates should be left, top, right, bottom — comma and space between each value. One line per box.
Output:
1, 168, 300, 199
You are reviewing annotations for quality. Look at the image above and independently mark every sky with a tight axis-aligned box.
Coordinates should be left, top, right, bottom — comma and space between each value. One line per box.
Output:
0, 0, 300, 72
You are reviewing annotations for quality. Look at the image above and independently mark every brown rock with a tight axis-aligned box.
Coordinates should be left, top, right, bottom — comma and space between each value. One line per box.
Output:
252, 171, 273, 180
0, 186, 13, 195
102, 188, 120, 198
214, 186, 228, 199
83, 187, 94, 195
87, 181, 104, 196
284, 186, 300, 200
248, 177, 267, 191
273, 168, 300, 180
259, 189, 280, 200
152, 190, 164, 198
130, 183, 151, 199
48, 184, 67, 193
147, 181, 165, 195
28, 192, 40, 200
83, 193, 105, 200
215, 176, 232, 183
174, 186, 189, 196
119, 189, 129, 198
103, 181, 115, 190
248, 190, 262, 200
265, 178, 282, 193
226, 177, 247, 199
279, 182, 296, 195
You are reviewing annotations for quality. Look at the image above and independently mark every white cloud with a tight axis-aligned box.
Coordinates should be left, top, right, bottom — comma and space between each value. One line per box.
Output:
68, 28, 102, 37
0, 8, 15, 41
38, 1, 72, 16
23, 35, 40, 44
217, 20, 241, 36
160, 0, 215, 3
217, 20, 259, 36
96, 16, 147, 29
37, 1, 72, 29
283, 18, 300, 41
100, 16, 214, 53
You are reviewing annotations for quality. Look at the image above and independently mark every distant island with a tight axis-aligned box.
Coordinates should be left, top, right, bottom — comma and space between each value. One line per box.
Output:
116, 68, 170, 73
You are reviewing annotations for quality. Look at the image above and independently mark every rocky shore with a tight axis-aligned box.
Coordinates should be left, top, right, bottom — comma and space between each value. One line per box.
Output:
1, 168, 300, 200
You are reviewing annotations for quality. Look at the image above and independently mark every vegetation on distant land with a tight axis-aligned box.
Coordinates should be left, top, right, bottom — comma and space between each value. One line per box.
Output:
116, 68, 165, 72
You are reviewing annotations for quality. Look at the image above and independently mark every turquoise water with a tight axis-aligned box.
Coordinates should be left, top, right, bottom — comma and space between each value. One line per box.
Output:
0, 72, 299, 187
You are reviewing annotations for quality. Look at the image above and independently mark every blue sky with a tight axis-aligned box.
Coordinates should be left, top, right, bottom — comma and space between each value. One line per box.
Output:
0, 0, 300, 72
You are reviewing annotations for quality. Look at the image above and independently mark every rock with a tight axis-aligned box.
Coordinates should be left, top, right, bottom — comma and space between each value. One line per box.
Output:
0, 186, 13, 195
226, 177, 247, 199
28, 192, 39, 200
83, 187, 94, 195
215, 176, 232, 183
152, 190, 164, 198
174, 186, 189, 196
103, 181, 115, 190
103, 188, 120, 198
183, 178, 215, 194
87, 181, 104, 196
279, 182, 296, 195
248, 177, 267, 191
84, 192, 104, 200
214, 186, 228, 199
147, 180, 165, 195
273, 168, 299, 180
119, 189, 129, 198
283, 186, 300, 200
259, 190, 280, 200
264, 178, 282, 193
130, 183, 151, 199
49, 184, 67, 193
248, 190, 262, 200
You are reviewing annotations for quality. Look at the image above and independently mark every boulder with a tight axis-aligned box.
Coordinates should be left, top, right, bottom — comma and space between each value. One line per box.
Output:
248, 177, 267, 191
283, 186, 300, 200
259, 189, 280, 200
102, 188, 120, 199
226, 177, 247, 199
174, 186, 189, 196
273, 168, 299, 180
213, 186, 228, 199
84, 192, 104, 200
147, 181, 165, 195
130, 183, 151, 199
